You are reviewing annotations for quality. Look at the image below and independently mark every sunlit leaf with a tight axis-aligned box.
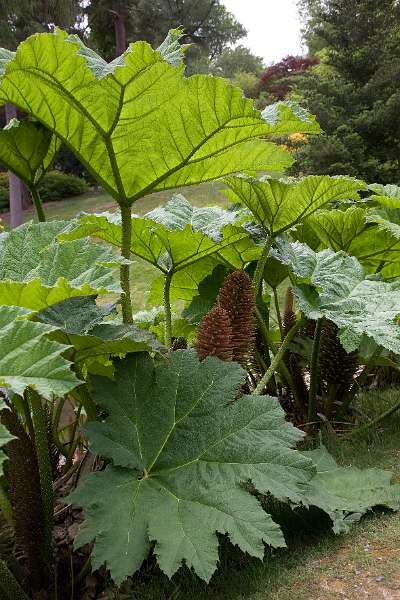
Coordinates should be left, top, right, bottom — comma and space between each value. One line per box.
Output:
225, 176, 366, 236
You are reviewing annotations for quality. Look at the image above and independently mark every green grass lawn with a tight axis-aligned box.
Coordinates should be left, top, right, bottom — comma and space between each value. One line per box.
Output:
0, 182, 229, 223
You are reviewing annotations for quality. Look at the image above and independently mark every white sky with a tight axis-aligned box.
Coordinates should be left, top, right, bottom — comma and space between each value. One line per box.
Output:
222, 0, 304, 65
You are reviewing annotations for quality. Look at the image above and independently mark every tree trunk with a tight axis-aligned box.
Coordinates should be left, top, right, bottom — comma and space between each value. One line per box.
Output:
4, 104, 23, 228
21, 184, 32, 210
112, 0, 126, 57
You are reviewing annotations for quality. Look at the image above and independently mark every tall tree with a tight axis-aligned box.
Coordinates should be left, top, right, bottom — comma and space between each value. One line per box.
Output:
291, 0, 400, 183
0, 0, 80, 48
0, 0, 80, 225
210, 45, 264, 79
257, 55, 318, 101
86, 0, 246, 70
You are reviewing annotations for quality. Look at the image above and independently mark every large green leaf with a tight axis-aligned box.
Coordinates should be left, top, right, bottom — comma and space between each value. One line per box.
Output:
36, 295, 117, 334
307, 206, 368, 252
275, 239, 400, 353
0, 30, 295, 203
0, 305, 79, 398
182, 264, 229, 325
0, 221, 121, 310
369, 183, 400, 208
69, 350, 312, 584
37, 296, 163, 361
0, 118, 60, 187
61, 205, 249, 274
147, 255, 219, 305
302, 446, 400, 533
225, 176, 367, 236
348, 210, 400, 277
145, 194, 238, 243
66, 323, 163, 362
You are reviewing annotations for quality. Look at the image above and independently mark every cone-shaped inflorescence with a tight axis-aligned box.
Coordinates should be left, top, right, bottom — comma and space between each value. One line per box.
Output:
1, 407, 47, 593
319, 320, 359, 395
283, 287, 297, 337
282, 287, 308, 414
217, 271, 256, 366
197, 306, 234, 362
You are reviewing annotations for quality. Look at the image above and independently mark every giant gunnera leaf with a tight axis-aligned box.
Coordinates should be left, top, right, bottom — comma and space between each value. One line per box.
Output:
0, 221, 121, 310
0, 305, 79, 398
61, 197, 250, 273
274, 239, 400, 353
0, 30, 309, 203
0, 118, 60, 188
302, 446, 400, 533
69, 350, 313, 584
225, 175, 366, 236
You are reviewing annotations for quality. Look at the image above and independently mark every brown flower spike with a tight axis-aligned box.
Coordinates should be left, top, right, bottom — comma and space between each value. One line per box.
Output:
197, 306, 234, 362
217, 271, 256, 366
197, 271, 255, 366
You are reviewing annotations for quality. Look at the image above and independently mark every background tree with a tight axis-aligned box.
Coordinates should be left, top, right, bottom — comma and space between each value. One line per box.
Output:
209, 45, 264, 98
0, 0, 81, 226
0, 0, 81, 47
291, 0, 400, 182
86, 0, 246, 71
257, 55, 318, 101
210, 45, 264, 79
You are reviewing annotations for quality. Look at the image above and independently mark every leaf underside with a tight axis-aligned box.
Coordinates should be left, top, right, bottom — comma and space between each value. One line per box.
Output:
0, 30, 299, 203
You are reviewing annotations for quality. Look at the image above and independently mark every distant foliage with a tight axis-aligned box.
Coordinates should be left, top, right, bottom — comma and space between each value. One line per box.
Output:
0, 171, 89, 211
257, 55, 319, 100
37, 171, 89, 202
292, 0, 400, 183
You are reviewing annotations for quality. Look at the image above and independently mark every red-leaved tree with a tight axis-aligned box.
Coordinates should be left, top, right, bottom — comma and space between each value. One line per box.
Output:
257, 55, 319, 100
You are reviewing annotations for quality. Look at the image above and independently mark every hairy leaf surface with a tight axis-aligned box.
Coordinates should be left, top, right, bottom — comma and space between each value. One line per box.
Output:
36, 295, 117, 334
61, 206, 249, 273
0, 306, 79, 398
261, 101, 321, 135
369, 183, 400, 208
0, 222, 120, 309
274, 240, 400, 353
70, 350, 313, 583
37, 296, 162, 360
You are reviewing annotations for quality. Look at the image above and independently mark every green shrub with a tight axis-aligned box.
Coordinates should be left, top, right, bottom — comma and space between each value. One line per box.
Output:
37, 170, 89, 201
0, 173, 8, 211
0, 170, 89, 211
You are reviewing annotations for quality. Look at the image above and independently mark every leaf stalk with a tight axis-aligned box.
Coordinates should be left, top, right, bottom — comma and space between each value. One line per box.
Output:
253, 320, 302, 395
163, 271, 173, 348
29, 186, 46, 222
27, 389, 54, 570
252, 237, 273, 296
119, 203, 133, 324
308, 318, 324, 422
